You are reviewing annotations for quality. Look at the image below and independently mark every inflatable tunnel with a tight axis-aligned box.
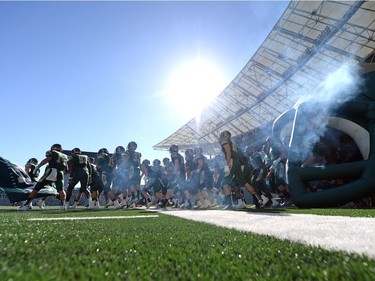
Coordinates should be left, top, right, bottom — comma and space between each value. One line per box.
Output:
273, 63, 375, 208
0, 156, 58, 203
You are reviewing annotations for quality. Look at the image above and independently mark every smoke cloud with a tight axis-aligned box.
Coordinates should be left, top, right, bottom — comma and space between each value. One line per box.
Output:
291, 62, 364, 161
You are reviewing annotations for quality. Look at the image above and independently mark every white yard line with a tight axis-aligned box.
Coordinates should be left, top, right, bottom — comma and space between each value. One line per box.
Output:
28, 215, 159, 221
155, 209, 375, 259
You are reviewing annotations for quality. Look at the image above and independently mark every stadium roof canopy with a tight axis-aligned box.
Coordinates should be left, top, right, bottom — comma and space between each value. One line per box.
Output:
153, 0, 375, 156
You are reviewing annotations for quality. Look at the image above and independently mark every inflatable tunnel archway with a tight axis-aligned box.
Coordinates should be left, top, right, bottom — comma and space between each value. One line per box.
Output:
273, 63, 375, 208
0, 156, 58, 204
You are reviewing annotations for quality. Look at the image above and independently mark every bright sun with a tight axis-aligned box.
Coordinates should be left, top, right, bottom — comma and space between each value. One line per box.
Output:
166, 59, 228, 120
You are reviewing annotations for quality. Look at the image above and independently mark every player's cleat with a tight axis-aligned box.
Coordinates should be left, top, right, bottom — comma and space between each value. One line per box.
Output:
120, 201, 129, 209
17, 205, 27, 211
69, 202, 78, 209
185, 202, 193, 210
260, 195, 270, 208
194, 201, 204, 209
203, 199, 211, 209
87, 200, 95, 209
95, 200, 100, 209
167, 200, 175, 207
265, 198, 274, 208
105, 201, 114, 208
127, 202, 136, 209
135, 198, 145, 207
222, 204, 234, 210
18, 204, 32, 211
37, 199, 45, 209
88, 200, 100, 210
59, 204, 67, 211
158, 199, 168, 210
254, 199, 263, 209
119, 197, 131, 209
233, 199, 246, 209
113, 200, 122, 210
280, 197, 292, 207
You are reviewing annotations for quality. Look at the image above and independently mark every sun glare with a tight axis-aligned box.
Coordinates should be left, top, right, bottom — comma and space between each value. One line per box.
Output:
167, 59, 228, 120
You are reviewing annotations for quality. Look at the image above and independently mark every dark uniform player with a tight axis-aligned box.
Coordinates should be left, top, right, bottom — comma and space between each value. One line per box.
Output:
141, 159, 169, 208
181, 160, 200, 209
87, 157, 104, 209
25, 158, 46, 209
211, 155, 225, 207
18, 144, 68, 211
162, 157, 174, 185
165, 144, 185, 208
219, 131, 263, 209
245, 145, 273, 207
124, 141, 142, 208
96, 148, 114, 206
108, 146, 128, 209
264, 137, 288, 206
162, 157, 170, 170
184, 148, 195, 167
25, 158, 40, 182
181, 148, 195, 207
66, 148, 91, 209
194, 146, 213, 208
140, 159, 153, 207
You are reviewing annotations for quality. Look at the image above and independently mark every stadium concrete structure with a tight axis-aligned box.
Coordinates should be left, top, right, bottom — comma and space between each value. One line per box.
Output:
153, 1, 375, 156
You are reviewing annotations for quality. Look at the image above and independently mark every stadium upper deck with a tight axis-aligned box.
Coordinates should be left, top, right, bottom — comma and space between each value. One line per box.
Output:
153, 0, 375, 156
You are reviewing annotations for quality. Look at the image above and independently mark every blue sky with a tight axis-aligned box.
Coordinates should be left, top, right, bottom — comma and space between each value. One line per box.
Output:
0, 1, 289, 167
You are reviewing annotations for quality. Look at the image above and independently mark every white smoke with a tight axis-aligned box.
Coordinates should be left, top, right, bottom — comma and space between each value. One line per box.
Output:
296, 63, 363, 109
292, 62, 364, 161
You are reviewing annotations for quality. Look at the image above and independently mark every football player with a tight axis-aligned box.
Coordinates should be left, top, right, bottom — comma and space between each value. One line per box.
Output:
219, 131, 263, 209
18, 144, 68, 211
66, 148, 91, 209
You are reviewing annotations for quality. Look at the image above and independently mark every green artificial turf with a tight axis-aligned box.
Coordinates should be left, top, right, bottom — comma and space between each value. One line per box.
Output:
0, 207, 374, 281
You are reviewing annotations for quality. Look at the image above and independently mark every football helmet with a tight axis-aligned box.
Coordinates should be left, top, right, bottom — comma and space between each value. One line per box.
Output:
162, 157, 170, 165
194, 146, 203, 155
153, 159, 161, 166
184, 148, 194, 157
219, 130, 231, 139
142, 159, 151, 166
169, 144, 179, 153
27, 158, 38, 165
98, 148, 109, 155
89, 157, 95, 164
72, 148, 81, 155
51, 144, 62, 151
127, 141, 137, 151
115, 146, 125, 155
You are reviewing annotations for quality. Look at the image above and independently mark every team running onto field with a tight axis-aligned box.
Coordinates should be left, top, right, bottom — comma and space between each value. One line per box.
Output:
18, 130, 292, 211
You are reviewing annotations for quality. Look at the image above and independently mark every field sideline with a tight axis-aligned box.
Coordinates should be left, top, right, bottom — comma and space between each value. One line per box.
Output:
1, 206, 374, 280
153, 208, 375, 259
